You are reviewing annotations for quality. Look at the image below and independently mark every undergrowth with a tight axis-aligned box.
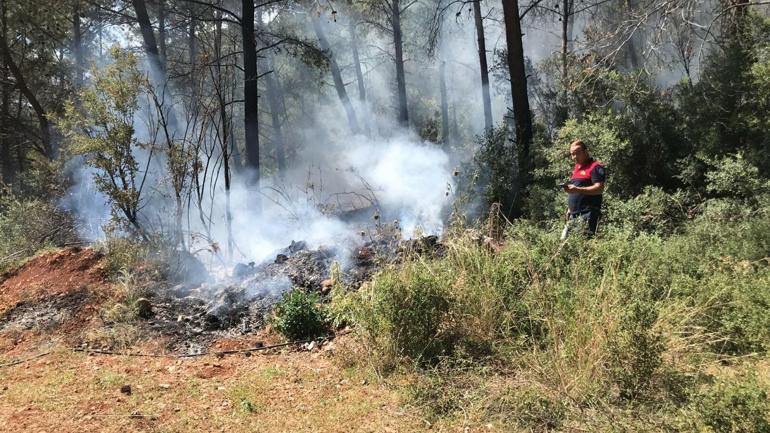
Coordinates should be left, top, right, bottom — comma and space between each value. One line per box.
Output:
0, 197, 79, 273
332, 200, 770, 431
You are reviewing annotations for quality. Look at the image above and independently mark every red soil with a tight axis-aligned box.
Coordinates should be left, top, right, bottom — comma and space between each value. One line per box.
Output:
0, 248, 114, 354
0, 247, 111, 314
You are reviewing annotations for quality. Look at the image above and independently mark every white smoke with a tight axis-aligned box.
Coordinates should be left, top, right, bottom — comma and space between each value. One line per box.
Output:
61, 1, 612, 272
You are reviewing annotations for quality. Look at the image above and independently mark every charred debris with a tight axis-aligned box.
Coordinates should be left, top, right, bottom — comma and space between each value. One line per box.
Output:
123, 233, 444, 355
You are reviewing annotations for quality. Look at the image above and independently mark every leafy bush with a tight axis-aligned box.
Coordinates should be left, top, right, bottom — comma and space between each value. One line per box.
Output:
540, 112, 630, 191
607, 300, 665, 401
0, 197, 79, 272
472, 126, 518, 218
697, 376, 770, 433
271, 289, 329, 341
97, 235, 150, 278
352, 261, 454, 364
705, 153, 768, 201
603, 186, 691, 236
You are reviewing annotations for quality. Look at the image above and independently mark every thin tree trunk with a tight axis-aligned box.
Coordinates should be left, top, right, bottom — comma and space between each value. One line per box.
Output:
623, 0, 640, 70
349, 19, 366, 102
561, 1, 569, 83
98, 7, 104, 61
214, 12, 233, 259
312, 17, 359, 134
241, 0, 260, 183
557, 0, 572, 124
73, 7, 85, 89
439, 61, 449, 144
230, 75, 243, 172
472, 0, 493, 131
501, 0, 533, 218
264, 57, 286, 176
0, 37, 51, 158
724, 0, 750, 36
0, 0, 10, 184
451, 96, 458, 145
392, 0, 408, 126
158, 0, 167, 66
188, 14, 197, 112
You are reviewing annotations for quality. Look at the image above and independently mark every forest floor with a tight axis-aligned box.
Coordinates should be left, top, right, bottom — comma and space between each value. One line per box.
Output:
0, 247, 480, 433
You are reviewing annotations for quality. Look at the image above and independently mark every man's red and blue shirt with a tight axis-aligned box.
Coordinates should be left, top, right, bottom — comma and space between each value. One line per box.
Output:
568, 158, 606, 214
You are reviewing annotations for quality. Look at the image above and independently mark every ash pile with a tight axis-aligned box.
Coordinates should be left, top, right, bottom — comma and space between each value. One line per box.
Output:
134, 235, 436, 355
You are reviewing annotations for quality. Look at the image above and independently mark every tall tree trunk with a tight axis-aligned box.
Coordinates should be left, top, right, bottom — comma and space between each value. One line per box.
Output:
439, 61, 449, 144
501, 0, 533, 218
0, 0, 11, 184
451, 96, 458, 145
623, 0, 640, 70
230, 74, 243, 172
97, 7, 104, 61
132, 0, 167, 80
158, 0, 167, 66
312, 17, 359, 134
214, 12, 234, 259
392, 0, 409, 126
557, 0, 572, 125
349, 19, 366, 103
560, 0, 571, 83
241, 0, 260, 182
472, 0, 493, 131
132, 0, 178, 133
0, 37, 51, 158
73, 7, 85, 89
188, 14, 197, 112
264, 57, 287, 176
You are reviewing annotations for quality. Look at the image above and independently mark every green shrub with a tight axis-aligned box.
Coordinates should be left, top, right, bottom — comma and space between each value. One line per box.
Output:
271, 289, 329, 341
540, 112, 631, 193
472, 126, 517, 218
102, 269, 152, 323
354, 261, 453, 364
97, 235, 150, 278
698, 376, 770, 433
0, 197, 79, 273
603, 186, 691, 236
607, 300, 665, 401
705, 153, 768, 201
697, 272, 770, 355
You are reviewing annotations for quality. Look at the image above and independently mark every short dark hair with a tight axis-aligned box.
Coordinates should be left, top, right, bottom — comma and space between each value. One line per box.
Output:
570, 139, 586, 150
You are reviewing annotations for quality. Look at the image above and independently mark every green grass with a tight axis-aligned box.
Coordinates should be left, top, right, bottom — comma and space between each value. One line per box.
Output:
335, 203, 770, 431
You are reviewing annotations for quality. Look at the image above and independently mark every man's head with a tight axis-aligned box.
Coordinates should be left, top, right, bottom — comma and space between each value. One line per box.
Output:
569, 140, 590, 165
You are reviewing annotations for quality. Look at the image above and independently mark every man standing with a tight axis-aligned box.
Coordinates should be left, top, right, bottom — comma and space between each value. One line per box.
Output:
562, 139, 606, 237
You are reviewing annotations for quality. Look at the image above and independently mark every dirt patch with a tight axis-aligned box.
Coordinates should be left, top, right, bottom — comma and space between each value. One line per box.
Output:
0, 247, 111, 314
0, 248, 113, 350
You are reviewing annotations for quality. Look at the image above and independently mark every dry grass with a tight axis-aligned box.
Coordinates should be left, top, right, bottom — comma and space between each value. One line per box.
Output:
0, 342, 440, 433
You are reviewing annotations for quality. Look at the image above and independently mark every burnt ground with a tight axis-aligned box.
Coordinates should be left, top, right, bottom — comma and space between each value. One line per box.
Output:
133, 240, 388, 355
0, 236, 443, 356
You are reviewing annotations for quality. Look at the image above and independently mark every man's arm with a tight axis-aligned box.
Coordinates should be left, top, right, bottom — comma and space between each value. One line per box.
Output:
564, 182, 604, 195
